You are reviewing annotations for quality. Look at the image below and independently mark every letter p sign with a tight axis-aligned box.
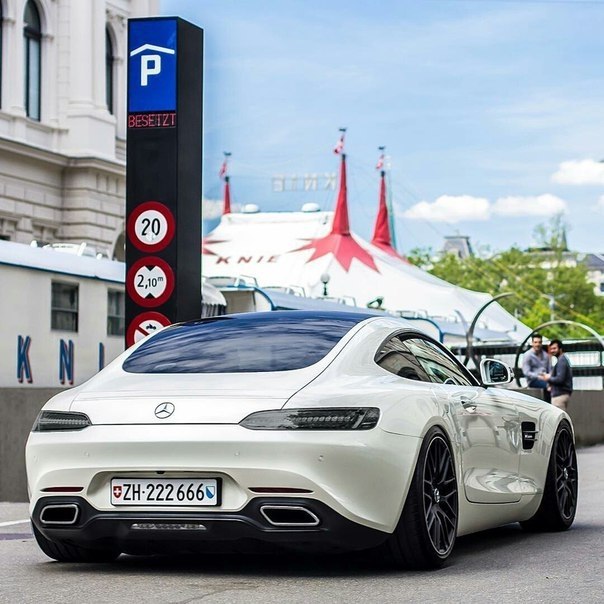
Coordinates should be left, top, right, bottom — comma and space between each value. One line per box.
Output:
128, 21, 177, 113
141, 54, 161, 86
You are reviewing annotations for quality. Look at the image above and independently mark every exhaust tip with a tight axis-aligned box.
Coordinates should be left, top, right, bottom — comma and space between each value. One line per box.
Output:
40, 503, 79, 525
260, 505, 320, 527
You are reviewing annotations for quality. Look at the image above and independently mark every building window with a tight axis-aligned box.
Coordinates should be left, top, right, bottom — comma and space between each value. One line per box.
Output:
107, 290, 124, 336
106, 28, 114, 114
51, 282, 79, 332
23, 1, 42, 121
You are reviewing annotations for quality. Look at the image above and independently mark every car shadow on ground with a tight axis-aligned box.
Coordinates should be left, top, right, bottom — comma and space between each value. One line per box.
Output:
34, 521, 593, 578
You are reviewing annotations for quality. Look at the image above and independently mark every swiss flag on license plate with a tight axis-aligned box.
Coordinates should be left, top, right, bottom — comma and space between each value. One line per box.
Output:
113, 485, 122, 499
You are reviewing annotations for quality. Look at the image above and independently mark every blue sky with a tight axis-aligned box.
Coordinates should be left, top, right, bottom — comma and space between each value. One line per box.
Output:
162, 0, 604, 254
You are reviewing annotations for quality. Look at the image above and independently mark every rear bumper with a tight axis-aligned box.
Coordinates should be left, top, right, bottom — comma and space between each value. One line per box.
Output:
32, 496, 388, 554
27, 424, 421, 533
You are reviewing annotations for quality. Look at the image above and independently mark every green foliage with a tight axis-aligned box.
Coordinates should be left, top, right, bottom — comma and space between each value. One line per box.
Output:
425, 240, 604, 337
406, 246, 433, 269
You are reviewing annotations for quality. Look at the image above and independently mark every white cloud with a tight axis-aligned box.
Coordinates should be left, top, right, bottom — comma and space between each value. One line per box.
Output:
402, 195, 490, 223
552, 159, 604, 185
492, 194, 567, 217
596, 196, 604, 214
401, 193, 567, 223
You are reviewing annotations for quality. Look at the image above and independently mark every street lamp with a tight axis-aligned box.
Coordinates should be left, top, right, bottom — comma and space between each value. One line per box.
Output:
320, 273, 330, 297
464, 292, 515, 368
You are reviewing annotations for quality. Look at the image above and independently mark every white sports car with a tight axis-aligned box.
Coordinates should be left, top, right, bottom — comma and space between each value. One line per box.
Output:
26, 311, 578, 568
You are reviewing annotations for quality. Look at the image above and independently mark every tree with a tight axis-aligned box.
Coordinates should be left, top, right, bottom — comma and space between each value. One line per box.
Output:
419, 220, 604, 336
406, 246, 433, 269
532, 213, 568, 252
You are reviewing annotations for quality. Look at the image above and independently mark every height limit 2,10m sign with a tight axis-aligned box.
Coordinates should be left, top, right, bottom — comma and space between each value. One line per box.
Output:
126, 17, 203, 347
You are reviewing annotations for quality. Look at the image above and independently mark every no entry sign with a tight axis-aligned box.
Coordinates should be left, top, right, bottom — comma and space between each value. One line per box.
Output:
127, 200, 175, 253
126, 311, 172, 347
126, 256, 175, 307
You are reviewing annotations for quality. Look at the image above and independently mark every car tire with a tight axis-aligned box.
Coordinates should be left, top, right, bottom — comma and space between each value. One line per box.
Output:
32, 523, 120, 563
387, 426, 458, 569
520, 421, 578, 532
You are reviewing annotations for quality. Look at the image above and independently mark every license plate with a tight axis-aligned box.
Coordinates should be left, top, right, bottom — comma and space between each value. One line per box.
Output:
111, 478, 219, 506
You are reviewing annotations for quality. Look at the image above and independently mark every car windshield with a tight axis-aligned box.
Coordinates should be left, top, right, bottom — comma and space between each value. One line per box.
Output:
122, 312, 370, 373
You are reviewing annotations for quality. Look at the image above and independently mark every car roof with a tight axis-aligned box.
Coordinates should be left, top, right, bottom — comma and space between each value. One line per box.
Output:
175, 309, 380, 328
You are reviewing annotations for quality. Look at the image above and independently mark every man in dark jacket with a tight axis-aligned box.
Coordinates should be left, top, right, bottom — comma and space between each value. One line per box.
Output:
541, 339, 573, 411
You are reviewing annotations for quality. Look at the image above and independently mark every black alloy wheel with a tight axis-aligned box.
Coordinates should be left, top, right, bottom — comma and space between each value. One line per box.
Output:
387, 427, 458, 569
553, 426, 578, 524
423, 435, 459, 556
520, 421, 578, 532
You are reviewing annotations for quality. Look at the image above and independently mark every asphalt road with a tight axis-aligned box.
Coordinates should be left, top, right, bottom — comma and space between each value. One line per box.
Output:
2, 445, 603, 604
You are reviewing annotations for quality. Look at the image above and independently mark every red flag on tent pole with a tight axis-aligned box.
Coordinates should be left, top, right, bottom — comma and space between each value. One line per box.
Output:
219, 151, 231, 180
333, 127, 346, 155
376, 146, 385, 171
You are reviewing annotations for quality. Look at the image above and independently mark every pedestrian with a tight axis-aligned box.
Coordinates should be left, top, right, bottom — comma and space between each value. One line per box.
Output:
540, 339, 573, 411
522, 333, 551, 400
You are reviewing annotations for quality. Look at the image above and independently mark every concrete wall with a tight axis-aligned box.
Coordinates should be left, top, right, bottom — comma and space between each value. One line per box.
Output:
0, 388, 64, 503
560, 391, 604, 447
2, 388, 604, 502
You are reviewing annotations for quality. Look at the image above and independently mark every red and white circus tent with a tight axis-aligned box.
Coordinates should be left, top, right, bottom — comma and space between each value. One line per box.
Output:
203, 145, 529, 340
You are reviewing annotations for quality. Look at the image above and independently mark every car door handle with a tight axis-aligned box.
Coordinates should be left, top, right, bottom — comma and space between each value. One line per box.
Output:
461, 399, 478, 412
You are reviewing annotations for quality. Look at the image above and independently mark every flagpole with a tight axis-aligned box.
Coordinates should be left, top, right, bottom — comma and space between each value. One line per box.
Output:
386, 165, 397, 251
378, 148, 398, 252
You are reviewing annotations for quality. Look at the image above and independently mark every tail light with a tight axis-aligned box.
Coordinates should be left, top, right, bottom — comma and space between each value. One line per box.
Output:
32, 411, 92, 432
239, 407, 379, 430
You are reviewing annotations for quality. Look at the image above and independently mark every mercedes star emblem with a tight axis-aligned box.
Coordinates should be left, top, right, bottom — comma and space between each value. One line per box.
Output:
154, 402, 175, 419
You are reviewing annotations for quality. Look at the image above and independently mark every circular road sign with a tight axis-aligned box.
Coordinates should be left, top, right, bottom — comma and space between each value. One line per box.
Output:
127, 201, 175, 253
126, 256, 175, 307
126, 311, 172, 347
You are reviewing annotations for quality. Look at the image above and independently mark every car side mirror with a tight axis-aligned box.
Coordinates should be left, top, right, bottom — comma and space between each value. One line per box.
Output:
480, 358, 513, 386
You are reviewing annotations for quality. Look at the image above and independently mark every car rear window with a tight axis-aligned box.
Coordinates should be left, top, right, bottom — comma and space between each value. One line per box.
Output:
122, 313, 369, 373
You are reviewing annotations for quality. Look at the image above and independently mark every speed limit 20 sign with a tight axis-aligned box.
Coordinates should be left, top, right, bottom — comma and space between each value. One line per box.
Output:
127, 201, 175, 253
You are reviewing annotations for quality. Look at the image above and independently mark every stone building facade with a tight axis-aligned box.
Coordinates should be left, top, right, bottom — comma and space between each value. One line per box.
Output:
0, 0, 158, 260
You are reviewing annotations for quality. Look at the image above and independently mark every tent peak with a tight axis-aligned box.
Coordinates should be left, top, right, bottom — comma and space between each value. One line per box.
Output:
222, 176, 231, 215
331, 154, 350, 236
371, 171, 408, 262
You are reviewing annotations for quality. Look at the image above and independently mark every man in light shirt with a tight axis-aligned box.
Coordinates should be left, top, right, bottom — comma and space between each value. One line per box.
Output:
522, 333, 551, 400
